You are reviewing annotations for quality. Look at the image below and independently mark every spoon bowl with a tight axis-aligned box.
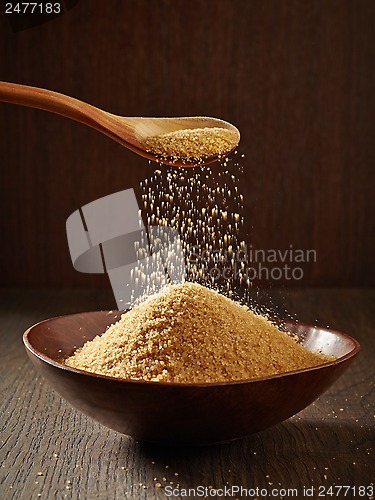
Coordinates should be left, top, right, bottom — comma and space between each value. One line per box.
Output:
0, 82, 240, 167
23, 310, 360, 445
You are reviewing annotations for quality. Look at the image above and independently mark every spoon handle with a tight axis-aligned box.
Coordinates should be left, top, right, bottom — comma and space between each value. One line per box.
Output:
0, 81, 145, 151
0, 81, 111, 132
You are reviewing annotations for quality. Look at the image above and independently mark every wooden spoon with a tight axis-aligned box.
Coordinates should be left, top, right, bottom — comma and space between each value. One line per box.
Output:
0, 81, 240, 167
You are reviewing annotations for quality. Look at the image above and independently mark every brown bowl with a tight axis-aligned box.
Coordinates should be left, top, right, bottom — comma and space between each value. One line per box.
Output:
23, 311, 360, 446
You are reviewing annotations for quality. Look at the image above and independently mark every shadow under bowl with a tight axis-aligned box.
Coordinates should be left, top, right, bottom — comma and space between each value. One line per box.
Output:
23, 310, 360, 445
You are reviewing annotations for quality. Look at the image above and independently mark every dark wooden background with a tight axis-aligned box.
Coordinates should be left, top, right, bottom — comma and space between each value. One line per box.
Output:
0, 0, 374, 288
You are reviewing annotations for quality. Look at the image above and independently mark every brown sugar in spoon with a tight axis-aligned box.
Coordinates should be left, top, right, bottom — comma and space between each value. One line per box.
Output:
0, 81, 240, 167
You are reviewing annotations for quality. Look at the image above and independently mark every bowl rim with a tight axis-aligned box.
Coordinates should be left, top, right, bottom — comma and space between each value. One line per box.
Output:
23, 310, 361, 388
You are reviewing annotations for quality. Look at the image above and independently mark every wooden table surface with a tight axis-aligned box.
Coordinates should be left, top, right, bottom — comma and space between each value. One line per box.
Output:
0, 288, 374, 499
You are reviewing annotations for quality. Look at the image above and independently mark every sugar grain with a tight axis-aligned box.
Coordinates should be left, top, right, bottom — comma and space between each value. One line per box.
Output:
143, 127, 238, 161
65, 282, 334, 383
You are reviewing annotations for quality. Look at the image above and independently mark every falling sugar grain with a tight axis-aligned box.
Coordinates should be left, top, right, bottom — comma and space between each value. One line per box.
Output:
134, 155, 251, 304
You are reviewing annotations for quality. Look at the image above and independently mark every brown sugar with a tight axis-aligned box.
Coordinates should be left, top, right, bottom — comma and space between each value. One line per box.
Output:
64, 283, 334, 383
142, 127, 238, 161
